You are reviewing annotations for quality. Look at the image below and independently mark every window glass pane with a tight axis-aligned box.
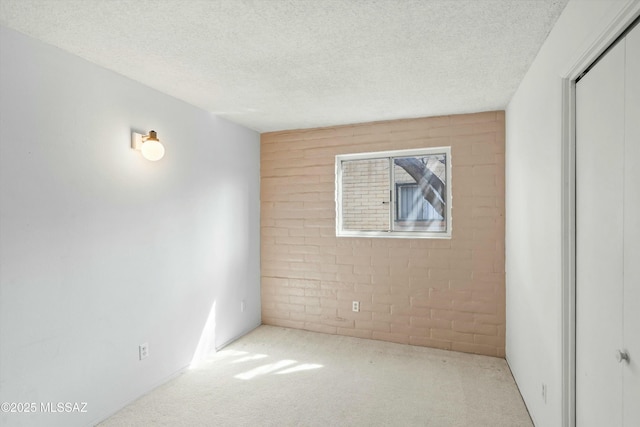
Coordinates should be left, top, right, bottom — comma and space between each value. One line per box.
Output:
341, 158, 390, 231
393, 154, 447, 232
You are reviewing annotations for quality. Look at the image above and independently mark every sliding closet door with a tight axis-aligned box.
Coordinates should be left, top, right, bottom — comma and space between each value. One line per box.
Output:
623, 24, 640, 427
575, 37, 625, 427
576, 22, 639, 427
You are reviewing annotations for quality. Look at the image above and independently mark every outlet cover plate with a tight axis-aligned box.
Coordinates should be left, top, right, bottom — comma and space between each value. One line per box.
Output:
139, 343, 149, 360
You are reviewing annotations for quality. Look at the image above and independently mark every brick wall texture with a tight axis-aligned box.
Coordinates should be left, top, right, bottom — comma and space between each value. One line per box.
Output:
260, 111, 506, 357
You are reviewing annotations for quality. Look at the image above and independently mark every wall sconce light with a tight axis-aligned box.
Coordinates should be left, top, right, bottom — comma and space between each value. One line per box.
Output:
131, 130, 165, 161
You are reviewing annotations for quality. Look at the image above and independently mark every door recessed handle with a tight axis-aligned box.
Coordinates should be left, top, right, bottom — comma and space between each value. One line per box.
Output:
616, 350, 630, 363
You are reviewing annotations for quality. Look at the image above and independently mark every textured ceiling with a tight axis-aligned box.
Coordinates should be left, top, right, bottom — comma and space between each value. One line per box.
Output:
0, 0, 569, 132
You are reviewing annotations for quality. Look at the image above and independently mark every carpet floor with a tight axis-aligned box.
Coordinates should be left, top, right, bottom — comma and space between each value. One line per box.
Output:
99, 325, 532, 426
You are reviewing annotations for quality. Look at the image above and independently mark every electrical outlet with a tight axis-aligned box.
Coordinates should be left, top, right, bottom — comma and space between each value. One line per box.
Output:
241, 300, 246, 312
541, 383, 547, 404
139, 343, 149, 360
352, 301, 360, 312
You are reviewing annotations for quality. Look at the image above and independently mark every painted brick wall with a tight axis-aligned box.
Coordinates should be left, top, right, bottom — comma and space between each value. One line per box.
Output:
261, 111, 505, 357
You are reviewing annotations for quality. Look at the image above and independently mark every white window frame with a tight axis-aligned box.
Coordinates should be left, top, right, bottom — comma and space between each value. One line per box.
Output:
335, 147, 452, 239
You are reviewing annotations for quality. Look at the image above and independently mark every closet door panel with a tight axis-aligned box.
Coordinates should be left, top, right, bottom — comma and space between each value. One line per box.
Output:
623, 23, 640, 427
575, 38, 625, 427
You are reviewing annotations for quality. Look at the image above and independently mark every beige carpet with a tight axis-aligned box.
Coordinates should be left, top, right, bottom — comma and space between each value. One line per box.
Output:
100, 326, 532, 426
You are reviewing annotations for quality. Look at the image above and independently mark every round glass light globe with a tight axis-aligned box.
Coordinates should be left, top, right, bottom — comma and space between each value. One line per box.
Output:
141, 140, 165, 161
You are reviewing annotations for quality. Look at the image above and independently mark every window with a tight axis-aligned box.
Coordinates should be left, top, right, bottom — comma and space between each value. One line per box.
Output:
336, 147, 451, 238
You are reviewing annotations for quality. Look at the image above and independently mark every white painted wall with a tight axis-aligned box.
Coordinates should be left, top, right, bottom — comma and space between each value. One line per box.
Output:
505, 1, 637, 426
0, 26, 261, 427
